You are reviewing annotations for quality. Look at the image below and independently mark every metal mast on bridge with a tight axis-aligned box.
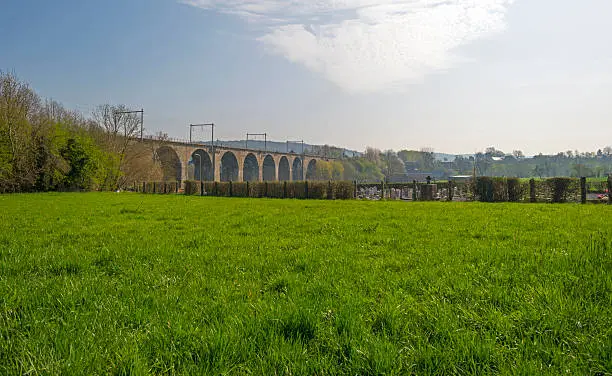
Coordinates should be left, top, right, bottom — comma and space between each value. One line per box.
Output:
189, 123, 216, 181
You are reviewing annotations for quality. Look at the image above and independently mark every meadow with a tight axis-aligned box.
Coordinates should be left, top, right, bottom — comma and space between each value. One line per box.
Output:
1, 193, 611, 375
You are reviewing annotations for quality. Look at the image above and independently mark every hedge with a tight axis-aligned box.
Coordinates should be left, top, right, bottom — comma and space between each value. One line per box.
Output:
143, 181, 356, 200
141, 178, 593, 203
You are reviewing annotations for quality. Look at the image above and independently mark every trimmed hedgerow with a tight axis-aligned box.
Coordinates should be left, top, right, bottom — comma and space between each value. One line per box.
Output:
287, 182, 307, 199
474, 177, 508, 202
507, 178, 522, 202
544, 178, 580, 203
307, 182, 328, 200
332, 181, 355, 200
184, 181, 200, 196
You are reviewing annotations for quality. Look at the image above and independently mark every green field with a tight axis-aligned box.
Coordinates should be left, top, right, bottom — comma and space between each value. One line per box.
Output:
1, 194, 611, 375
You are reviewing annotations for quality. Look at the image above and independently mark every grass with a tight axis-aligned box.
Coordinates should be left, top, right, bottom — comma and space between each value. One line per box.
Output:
1, 193, 611, 375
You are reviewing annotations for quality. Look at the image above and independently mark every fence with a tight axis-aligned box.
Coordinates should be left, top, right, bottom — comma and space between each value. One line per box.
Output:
355, 177, 610, 204
132, 176, 611, 204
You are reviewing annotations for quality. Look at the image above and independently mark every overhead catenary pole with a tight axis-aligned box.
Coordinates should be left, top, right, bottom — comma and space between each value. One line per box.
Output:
246, 133, 267, 152
189, 123, 215, 180
114, 108, 144, 141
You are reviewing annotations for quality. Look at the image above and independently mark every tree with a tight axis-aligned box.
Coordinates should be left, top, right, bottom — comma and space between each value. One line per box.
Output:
485, 147, 505, 158
92, 104, 143, 188
419, 148, 436, 170
512, 150, 525, 160
331, 161, 344, 181
314, 160, 332, 180
382, 150, 405, 178
0, 72, 40, 192
364, 147, 381, 165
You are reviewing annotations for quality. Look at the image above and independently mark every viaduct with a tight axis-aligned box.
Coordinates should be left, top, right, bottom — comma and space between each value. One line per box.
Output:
150, 139, 334, 183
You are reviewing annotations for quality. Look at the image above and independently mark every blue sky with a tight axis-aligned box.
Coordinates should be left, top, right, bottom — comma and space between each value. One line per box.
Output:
2, 0, 611, 155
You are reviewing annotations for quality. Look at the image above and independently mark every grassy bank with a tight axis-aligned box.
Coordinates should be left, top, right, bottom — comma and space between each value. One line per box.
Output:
1, 193, 611, 374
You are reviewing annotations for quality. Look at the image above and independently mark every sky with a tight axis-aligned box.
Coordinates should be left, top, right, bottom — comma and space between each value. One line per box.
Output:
1, 0, 611, 155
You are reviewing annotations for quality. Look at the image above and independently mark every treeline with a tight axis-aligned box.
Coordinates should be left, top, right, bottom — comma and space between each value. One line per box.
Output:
346, 147, 612, 181
470, 148, 612, 178
0, 72, 161, 193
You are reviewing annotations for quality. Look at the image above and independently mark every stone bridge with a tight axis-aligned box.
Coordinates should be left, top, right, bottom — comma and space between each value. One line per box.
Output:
152, 140, 333, 182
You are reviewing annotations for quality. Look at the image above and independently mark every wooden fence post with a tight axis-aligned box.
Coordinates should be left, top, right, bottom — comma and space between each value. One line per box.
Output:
412, 180, 417, 201
381, 180, 385, 200
305, 181, 309, 199
264, 182, 268, 198
529, 179, 536, 203
448, 180, 453, 202
580, 177, 587, 204
229, 181, 232, 197
607, 175, 612, 205
283, 181, 287, 199
200, 181, 204, 196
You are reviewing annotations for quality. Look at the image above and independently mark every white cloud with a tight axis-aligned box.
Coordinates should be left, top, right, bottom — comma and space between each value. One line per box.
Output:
184, 0, 515, 93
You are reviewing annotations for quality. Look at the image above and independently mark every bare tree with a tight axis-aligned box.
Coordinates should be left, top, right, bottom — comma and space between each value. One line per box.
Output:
364, 147, 381, 164
92, 104, 143, 188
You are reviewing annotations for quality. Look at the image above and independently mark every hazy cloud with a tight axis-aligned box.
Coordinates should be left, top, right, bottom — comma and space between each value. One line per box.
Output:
184, 0, 516, 93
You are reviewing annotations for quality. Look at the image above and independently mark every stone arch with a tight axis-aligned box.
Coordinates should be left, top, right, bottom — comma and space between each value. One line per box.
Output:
306, 159, 317, 180
279, 156, 290, 181
243, 153, 259, 182
156, 146, 182, 181
220, 151, 239, 182
292, 157, 303, 181
190, 149, 213, 181
263, 155, 276, 181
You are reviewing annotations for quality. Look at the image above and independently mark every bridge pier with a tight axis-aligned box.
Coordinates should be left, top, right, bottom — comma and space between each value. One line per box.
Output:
148, 140, 330, 184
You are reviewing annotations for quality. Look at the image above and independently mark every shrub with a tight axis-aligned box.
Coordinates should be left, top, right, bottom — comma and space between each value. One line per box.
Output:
287, 182, 307, 199
165, 181, 178, 194
507, 178, 522, 202
332, 181, 355, 200
266, 182, 284, 198
544, 178, 579, 203
232, 182, 249, 197
474, 177, 511, 202
184, 181, 200, 196
216, 182, 231, 197
307, 181, 328, 199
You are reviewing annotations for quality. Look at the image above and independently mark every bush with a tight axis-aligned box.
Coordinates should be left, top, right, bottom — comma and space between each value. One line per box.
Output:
203, 182, 217, 196
232, 182, 249, 197
544, 178, 579, 203
216, 182, 231, 197
507, 178, 522, 202
475, 177, 508, 202
265, 182, 285, 198
184, 181, 199, 196
287, 182, 307, 199
332, 181, 355, 200
307, 181, 328, 199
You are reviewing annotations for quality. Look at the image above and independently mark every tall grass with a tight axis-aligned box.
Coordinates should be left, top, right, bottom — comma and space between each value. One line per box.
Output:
1, 193, 611, 374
